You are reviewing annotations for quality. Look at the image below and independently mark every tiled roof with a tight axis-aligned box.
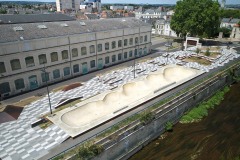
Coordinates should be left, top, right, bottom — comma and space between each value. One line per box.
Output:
0, 18, 151, 43
0, 14, 75, 24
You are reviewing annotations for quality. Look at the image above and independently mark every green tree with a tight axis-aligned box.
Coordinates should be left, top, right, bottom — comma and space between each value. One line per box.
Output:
171, 0, 220, 38
219, 27, 231, 37
0, 9, 7, 14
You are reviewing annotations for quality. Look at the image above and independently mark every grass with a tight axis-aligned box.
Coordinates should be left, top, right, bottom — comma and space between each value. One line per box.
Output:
39, 120, 53, 129
184, 57, 212, 66
180, 86, 230, 124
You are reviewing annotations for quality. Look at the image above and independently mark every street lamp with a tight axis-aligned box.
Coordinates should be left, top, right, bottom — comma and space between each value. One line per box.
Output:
165, 40, 172, 64
40, 64, 52, 114
133, 51, 138, 79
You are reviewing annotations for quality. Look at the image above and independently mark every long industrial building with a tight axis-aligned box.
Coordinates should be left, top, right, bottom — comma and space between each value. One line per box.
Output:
0, 18, 152, 98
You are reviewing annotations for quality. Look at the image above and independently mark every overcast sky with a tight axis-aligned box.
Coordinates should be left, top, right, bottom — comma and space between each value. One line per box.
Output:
1, 0, 239, 4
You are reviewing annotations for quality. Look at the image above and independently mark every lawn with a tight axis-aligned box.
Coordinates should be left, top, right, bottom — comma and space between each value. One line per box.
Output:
184, 57, 212, 66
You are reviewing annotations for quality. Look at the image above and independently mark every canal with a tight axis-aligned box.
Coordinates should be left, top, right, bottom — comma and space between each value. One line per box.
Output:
129, 82, 240, 160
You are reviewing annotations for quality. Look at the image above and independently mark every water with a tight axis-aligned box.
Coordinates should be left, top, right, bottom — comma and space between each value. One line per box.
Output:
129, 83, 240, 160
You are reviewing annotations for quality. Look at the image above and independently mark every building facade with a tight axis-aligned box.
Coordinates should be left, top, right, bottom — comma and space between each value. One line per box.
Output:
230, 24, 240, 39
56, 0, 82, 12
220, 18, 240, 29
0, 18, 152, 98
155, 19, 177, 37
135, 7, 167, 19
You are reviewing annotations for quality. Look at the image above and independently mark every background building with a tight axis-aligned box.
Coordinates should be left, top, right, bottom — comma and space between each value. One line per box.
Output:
56, 0, 83, 12
230, 24, 240, 39
0, 18, 151, 98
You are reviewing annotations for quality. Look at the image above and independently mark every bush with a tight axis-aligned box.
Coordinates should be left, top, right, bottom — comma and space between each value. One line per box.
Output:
77, 143, 104, 160
196, 48, 201, 54
165, 121, 173, 132
140, 111, 154, 125
180, 86, 230, 123
205, 48, 210, 56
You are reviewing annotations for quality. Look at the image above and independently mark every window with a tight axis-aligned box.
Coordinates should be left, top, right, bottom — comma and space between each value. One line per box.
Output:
90, 60, 96, 68
72, 48, 78, 57
112, 41, 116, 49
62, 50, 69, 60
144, 35, 148, 42
105, 42, 109, 50
41, 72, 49, 83
63, 67, 70, 76
124, 52, 128, 59
0, 62, 6, 73
0, 82, 10, 94
51, 52, 58, 62
112, 55, 116, 62
39, 54, 47, 64
53, 69, 60, 79
98, 44, 102, 52
139, 48, 143, 55
81, 47, 87, 56
105, 56, 109, 64
129, 51, 133, 57
135, 37, 139, 44
129, 38, 133, 45
118, 53, 122, 61
73, 64, 79, 73
90, 45, 95, 54
118, 40, 122, 47
124, 39, 128, 46
25, 56, 35, 67
11, 59, 21, 71
15, 78, 25, 90
135, 49, 138, 56
144, 47, 147, 54
140, 36, 143, 43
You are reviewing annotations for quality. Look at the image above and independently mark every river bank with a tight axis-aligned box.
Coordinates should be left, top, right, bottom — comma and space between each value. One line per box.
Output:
129, 82, 240, 160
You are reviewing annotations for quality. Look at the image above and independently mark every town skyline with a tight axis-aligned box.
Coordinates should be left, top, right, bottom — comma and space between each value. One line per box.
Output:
0, 0, 240, 4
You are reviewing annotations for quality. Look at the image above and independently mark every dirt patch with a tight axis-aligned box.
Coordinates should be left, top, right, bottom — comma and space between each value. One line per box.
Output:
0, 105, 23, 124
13, 96, 42, 107
184, 57, 212, 66
62, 82, 82, 92
52, 85, 67, 92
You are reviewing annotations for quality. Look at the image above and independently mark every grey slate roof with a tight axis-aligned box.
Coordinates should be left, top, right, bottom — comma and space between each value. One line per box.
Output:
0, 14, 75, 24
144, 9, 155, 14
221, 18, 240, 24
0, 18, 151, 43
85, 14, 99, 19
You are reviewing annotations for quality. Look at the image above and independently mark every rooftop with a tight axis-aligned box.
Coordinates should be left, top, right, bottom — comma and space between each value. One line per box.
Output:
0, 18, 150, 43
0, 14, 75, 24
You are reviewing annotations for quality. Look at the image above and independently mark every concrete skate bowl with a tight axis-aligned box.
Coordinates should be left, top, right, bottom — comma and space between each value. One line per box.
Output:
60, 66, 199, 129
0, 105, 23, 124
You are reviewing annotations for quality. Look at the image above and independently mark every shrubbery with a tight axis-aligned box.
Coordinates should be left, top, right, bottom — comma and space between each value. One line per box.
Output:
77, 143, 104, 160
180, 87, 230, 123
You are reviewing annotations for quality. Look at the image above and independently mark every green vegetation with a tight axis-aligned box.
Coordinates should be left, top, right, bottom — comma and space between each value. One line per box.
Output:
171, 0, 220, 38
184, 57, 212, 66
165, 121, 173, 132
0, 9, 7, 14
205, 48, 211, 56
219, 27, 232, 37
180, 86, 230, 124
140, 111, 154, 125
196, 48, 201, 54
77, 143, 104, 160
220, 9, 240, 19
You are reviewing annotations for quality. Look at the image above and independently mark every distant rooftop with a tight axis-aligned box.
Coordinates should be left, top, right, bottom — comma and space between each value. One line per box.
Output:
0, 18, 151, 43
0, 14, 75, 25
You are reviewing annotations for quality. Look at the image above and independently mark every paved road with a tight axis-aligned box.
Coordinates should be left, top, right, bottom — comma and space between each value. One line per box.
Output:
41, 51, 240, 160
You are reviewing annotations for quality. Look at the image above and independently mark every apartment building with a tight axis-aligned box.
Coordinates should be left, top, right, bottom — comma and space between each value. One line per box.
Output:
0, 18, 152, 98
56, 0, 82, 12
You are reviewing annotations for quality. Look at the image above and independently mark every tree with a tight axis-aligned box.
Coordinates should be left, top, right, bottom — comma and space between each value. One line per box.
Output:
171, 0, 220, 38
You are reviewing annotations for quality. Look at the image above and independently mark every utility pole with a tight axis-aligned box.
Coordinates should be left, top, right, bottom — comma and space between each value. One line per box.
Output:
41, 64, 52, 114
